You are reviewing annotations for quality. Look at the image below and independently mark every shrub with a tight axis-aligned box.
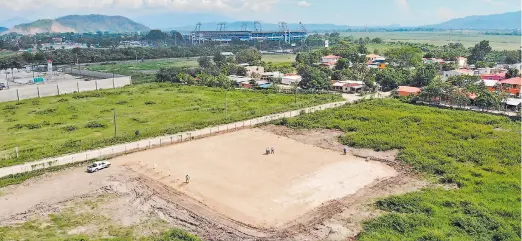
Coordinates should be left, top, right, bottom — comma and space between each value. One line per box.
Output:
35, 108, 57, 115
25, 124, 41, 129
156, 228, 202, 241
85, 122, 106, 129
116, 100, 128, 105
62, 125, 78, 132
144, 101, 156, 105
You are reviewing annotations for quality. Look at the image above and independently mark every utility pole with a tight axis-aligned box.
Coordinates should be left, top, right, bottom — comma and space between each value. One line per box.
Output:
113, 109, 117, 138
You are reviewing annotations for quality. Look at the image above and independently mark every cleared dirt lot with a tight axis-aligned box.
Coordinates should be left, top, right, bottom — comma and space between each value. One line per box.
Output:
121, 129, 397, 228
0, 127, 427, 240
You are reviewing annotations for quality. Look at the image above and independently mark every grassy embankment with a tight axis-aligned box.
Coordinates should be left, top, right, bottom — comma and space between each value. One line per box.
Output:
342, 31, 521, 50
278, 99, 520, 240
0, 83, 342, 168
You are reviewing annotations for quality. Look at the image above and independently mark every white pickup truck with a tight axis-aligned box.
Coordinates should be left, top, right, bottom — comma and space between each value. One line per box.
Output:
87, 161, 111, 173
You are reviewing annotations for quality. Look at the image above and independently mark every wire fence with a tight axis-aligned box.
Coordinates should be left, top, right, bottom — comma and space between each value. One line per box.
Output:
0, 76, 131, 103
0, 101, 348, 178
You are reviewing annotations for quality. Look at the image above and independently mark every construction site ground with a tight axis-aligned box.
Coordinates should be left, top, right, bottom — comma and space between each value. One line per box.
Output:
0, 126, 428, 241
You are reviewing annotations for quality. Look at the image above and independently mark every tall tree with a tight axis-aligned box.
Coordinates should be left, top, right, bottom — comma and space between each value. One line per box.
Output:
411, 64, 438, 87
197, 56, 213, 69
236, 48, 262, 65
335, 58, 350, 70
468, 40, 492, 64
297, 65, 331, 90
144, 30, 168, 41
385, 46, 423, 68
505, 68, 520, 79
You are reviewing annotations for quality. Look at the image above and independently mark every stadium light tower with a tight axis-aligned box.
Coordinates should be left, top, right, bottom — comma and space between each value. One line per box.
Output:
254, 21, 262, 32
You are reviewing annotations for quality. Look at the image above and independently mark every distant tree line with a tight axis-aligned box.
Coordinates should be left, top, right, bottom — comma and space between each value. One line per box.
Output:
0, 44, 254, 69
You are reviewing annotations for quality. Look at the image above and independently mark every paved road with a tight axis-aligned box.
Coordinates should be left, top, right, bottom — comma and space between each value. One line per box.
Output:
0, 92, 389, 178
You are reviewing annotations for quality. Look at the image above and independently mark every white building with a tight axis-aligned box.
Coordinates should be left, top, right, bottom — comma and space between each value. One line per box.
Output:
456, 57, 468, 68
442, 69, 474, 80
321, 55, 341, 65
245, 66, 265, 77
281, 75, 302, 85
332, 80, 365, 93
220, 52, 235, 56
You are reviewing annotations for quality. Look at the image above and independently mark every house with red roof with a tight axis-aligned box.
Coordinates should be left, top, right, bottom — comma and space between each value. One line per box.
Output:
321, 55, 341, 68
498, 77, 521, 97
480, 73, 505, 81
397, 86, 421, 97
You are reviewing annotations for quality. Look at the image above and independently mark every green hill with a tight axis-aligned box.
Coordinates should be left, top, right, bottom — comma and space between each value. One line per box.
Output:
425, 11, 521, 30
8, 14, 150, 34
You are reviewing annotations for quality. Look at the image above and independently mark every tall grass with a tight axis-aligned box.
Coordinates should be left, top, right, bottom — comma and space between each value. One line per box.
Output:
280, 99, 521, 240
0, 83, 342, 167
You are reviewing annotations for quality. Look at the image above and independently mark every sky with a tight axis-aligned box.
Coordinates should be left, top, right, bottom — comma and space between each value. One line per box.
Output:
0, 0, 520, 27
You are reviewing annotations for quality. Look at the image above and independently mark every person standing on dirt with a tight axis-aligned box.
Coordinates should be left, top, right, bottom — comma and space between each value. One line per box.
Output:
266, 147, 270, 155
344, 146, 347, 155
185, 174, 190, 184
271, 147, 275, 154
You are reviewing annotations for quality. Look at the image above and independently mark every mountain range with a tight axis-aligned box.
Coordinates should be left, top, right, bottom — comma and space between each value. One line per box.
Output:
4, 15, 149, 34
1, 11, 520, 35
425, 11, 521, 30
163, 11, 522, 32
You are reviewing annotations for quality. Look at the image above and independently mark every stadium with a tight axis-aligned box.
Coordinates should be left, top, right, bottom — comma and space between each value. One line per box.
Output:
188, 22, 308, 44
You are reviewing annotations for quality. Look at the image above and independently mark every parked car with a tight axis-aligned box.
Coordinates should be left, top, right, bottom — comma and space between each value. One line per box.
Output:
0, 83, 6, 90
87, 161, 111, 173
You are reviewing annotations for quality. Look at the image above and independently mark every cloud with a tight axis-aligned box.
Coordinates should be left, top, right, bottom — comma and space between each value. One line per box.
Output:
0, 0, 280, 13
437, 7, 455, 21
481, 0, 505, 6
296, 1, 311, 7
394, 0, 409, 11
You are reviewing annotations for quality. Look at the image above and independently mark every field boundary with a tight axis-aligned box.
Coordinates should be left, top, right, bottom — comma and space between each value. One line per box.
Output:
0, 101, 348, 178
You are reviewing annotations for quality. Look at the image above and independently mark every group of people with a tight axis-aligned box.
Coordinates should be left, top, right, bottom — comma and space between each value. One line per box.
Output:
265, 147, 275, 155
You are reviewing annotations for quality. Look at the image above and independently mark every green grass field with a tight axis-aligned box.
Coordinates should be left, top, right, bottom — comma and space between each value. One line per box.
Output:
342, 31, 521, 50
86, 54, 296, 79
87, 58, 199, 75
0, 83, 342, 167
278, 99, 520, 240
262, 54, 297, 63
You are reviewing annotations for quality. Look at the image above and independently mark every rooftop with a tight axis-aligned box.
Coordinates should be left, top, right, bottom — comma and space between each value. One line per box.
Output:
398, 86, 421, 93
323, 55, 341, 59
499, 77, 521, 85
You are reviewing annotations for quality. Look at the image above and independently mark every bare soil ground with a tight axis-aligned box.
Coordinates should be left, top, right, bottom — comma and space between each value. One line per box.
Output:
0, 127, 429, 241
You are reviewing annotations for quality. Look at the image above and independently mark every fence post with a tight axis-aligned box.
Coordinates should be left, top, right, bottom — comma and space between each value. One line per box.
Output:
170, 137, 173, 144
180, 134, 183, 142
137, 143, 139, 150
37, 86, 40, 98
15, 147, 19, 158
57, 84, 60, 95
16, 89, 19, 101
160, 139, 162, 146
149, 141, 151, 148
112, 78, 115, 89
77, 82, 80, 93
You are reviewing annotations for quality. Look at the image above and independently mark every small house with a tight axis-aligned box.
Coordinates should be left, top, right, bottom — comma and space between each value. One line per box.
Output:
397, 86, 421, 97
